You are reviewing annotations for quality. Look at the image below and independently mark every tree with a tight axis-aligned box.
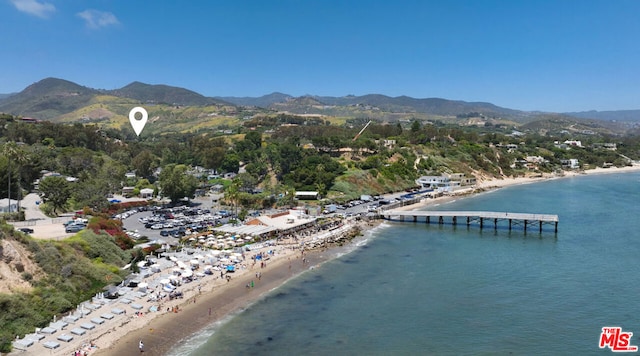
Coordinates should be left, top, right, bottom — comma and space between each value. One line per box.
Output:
235, 172, 257, 192
0, 157, 19, 211
131, 150, 156, 178
220, 153, 240, 174
411, 120, 421, 133
2, 142, 29, 214
244, 131, 262, 150
71, 178, 110, 211
158, 164, 198, 203
202, 146, 225, 171
225, 178, 241, 224
38, 176, 71, 215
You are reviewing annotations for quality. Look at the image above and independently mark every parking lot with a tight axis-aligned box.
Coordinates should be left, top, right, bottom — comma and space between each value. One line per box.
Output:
120, 204, 233, 245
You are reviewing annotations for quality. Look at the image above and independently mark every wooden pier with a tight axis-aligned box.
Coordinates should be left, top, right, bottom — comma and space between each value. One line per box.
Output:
382, 210, 558, 233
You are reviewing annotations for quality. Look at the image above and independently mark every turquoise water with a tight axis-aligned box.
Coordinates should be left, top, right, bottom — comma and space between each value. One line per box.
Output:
170, 173, 640, 355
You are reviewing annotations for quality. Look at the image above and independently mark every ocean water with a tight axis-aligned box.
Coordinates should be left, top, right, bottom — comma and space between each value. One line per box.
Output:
170, 173, 640, 355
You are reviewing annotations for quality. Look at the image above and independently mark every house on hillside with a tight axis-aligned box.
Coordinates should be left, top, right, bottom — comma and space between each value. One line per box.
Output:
122, 186, 135, 196
295, 191, 319, 200
592, 143, 617, 151
20, 117, 40, 124
563, 140, 583, 148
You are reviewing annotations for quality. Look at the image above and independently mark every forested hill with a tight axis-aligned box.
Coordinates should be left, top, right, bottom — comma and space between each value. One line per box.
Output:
0, 78, 231, 121
1, 77, 639, 130
0, 77, 536, 123
0, 78, 99, 120
108, 81, 230, 106
215, 92, 292, 108
217, 93, 534, 122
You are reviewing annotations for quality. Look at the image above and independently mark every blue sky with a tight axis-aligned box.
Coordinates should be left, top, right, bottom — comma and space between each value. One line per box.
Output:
3, 0, 639, 112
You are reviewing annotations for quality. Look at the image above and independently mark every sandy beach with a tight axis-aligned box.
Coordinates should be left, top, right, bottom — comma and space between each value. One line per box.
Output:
93, 247, 329, 356
10, 164, 640, 356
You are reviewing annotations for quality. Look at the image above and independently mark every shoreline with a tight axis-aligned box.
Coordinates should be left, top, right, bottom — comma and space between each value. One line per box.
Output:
11, 164, 640, 356
95, 247, 332, 356
395, 164, 640, 212
89, 223, 371, 356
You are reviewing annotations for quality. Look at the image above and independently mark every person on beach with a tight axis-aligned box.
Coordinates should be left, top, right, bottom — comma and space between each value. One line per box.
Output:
139, 340, 144, 353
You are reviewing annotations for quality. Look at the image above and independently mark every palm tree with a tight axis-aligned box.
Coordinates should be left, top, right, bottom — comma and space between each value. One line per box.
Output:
2, 142, 18, 214
2, 142, 28, 217
226, 178, 241, 225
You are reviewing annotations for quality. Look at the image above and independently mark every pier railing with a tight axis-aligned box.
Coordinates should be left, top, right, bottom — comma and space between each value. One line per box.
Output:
382, 210, 558, 233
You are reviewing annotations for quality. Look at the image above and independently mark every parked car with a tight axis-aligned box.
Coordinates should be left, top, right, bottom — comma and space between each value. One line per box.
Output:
17, 227, 34, 234
65, 225, 84, 233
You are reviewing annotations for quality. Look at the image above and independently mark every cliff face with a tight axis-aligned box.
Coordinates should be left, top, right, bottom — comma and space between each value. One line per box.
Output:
0, 238, 41, 294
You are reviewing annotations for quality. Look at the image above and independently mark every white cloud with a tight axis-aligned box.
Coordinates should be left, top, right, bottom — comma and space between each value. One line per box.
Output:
10, 0, 55, 18
77, 9, 120, 29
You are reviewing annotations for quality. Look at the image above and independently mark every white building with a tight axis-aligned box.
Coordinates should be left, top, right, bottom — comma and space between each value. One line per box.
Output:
140, 188, 154, 199
0, 199, 18, 213
561, 159, 580, 169
563, 140, 583, 148
415, 176, 460, 192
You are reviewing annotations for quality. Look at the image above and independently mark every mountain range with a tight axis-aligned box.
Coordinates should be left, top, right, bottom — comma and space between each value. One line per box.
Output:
1, 78, 639, 127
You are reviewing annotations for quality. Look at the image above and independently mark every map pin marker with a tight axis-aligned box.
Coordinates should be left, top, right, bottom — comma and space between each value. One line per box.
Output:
129, 107, 148, 136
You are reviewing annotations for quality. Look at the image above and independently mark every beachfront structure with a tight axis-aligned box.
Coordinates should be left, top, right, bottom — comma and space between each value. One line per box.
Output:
415, 176, 451, 191
561, 159, 579, 169
415, 173, 475, 192
443, 173, 476, 186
